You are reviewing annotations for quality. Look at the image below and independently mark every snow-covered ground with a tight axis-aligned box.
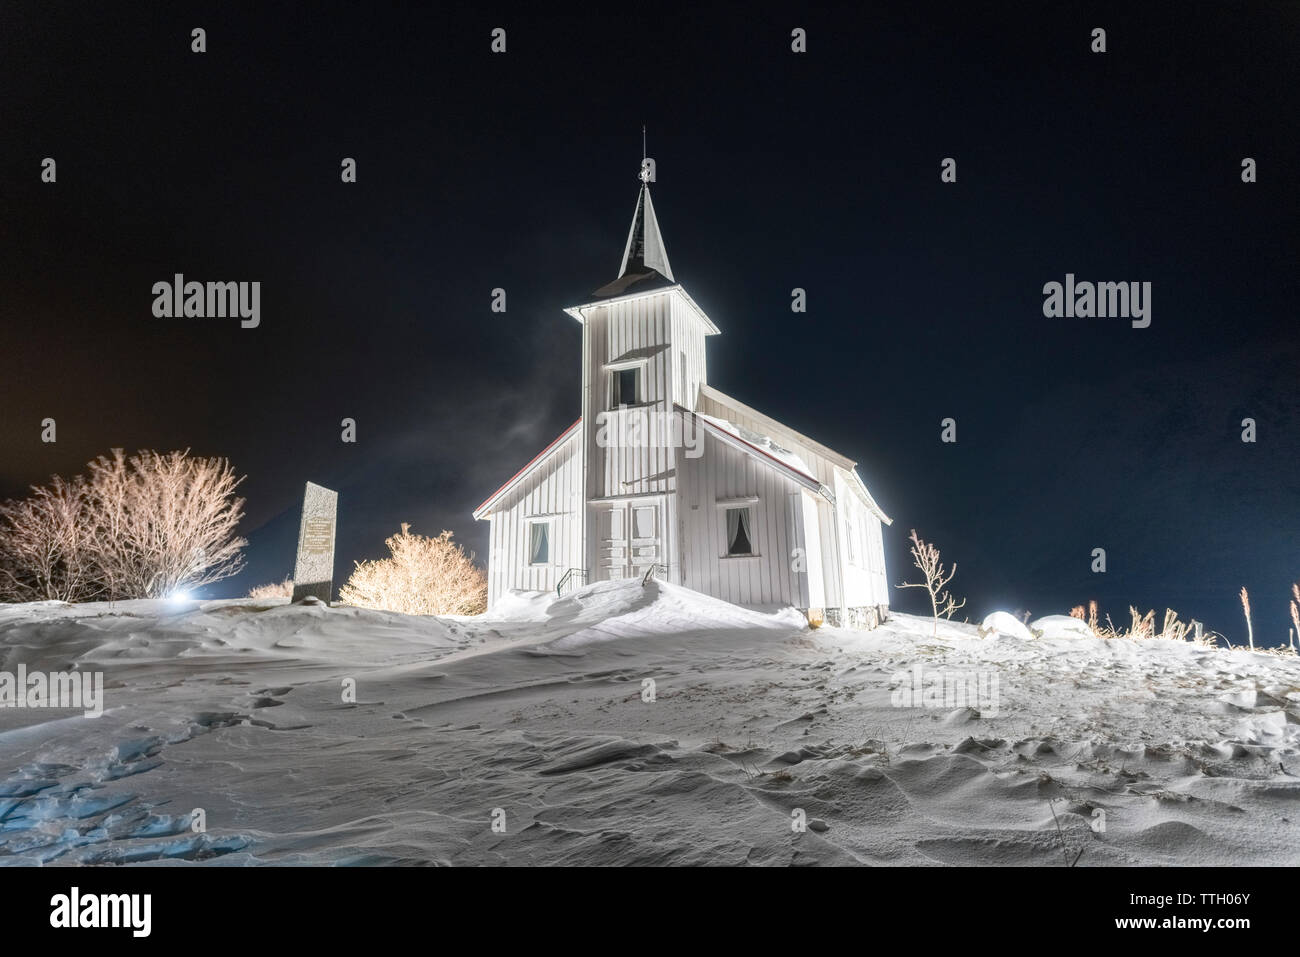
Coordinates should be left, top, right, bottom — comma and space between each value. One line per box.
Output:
1, 579, 1297, 865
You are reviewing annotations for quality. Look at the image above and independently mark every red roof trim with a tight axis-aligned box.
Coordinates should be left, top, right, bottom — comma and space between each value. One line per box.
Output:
473, 419, 582, 517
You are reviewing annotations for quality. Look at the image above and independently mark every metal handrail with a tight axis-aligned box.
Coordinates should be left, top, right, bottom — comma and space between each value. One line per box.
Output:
640, 563, 670, 586
556, 567, 586, 598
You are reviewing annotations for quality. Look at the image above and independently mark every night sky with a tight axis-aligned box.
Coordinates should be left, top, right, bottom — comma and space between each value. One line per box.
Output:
2, 2, 1296, 644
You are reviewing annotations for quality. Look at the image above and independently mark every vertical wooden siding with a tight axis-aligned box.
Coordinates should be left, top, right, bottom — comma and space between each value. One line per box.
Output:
486, 430, 582, 607
677, 430, 804, 606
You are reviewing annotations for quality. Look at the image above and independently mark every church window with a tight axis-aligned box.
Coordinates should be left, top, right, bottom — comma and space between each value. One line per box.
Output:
528, 521, 551, 565
726, 507, 753, 556
610, 367, 640, 408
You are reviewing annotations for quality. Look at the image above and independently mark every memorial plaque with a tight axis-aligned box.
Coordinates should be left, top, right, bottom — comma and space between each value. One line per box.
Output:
290, 482, 338, 603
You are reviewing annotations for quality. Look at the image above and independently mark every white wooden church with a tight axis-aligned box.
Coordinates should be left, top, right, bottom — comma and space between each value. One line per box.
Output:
474, 163, 892, 628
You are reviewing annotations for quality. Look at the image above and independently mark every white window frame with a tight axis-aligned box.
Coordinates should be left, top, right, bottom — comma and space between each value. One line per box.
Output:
605, 359, 648, 410
723, 505, 757, 558
527, 519, 552, 566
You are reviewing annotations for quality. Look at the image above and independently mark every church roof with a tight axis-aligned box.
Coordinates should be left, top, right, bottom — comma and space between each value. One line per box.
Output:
566, 171, 719, 336
589, 178, 675, 301
694, 412, 820, 485
696, 385, 893, 524
619, 185, 673, 280
589, 266, 676, 301
678, 406, 822, 492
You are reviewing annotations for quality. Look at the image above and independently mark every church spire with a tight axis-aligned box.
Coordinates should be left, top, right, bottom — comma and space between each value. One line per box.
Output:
618, 159, 674, 283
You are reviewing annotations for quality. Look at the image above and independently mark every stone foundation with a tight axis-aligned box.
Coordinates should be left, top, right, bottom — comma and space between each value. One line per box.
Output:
811, 605, 889, 630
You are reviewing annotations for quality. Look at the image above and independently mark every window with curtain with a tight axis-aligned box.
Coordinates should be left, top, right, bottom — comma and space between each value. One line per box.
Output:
529, 521, 550, 565
725, 507, 753, 556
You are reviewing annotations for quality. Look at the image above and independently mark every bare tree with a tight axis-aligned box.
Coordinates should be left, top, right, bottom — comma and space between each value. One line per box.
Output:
0, 476, 95, 602
84, 450, 247, 598
897, 528, 966, 638
0, 449, 247, 603
81, 449, 134, 601
340, 524, 487, 616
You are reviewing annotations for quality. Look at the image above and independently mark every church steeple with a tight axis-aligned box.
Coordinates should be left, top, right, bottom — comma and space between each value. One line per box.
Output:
618, 162, 674, 282
588, 160, 677, 300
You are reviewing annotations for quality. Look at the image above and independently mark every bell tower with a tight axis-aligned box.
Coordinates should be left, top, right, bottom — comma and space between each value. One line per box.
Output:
563, 159, 720, 583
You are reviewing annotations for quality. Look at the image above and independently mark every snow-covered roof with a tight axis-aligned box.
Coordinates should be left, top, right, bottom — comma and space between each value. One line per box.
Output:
844, 468, 893, 526
696, 385, 891, 525
696, 413, 818, 482
680, 407, 821, 492
698, 384, 855, 470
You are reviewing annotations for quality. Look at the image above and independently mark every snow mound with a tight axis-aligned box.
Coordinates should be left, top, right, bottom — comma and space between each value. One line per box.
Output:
478, 589, 555, 621
978, 611, 1033, 641
1028, 614, 1095, 640
0, 597, 459, 673
524, 578, 805, 655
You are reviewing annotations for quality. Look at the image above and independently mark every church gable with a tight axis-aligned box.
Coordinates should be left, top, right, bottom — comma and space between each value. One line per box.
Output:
474, 421, 582, 607
473, 419, 581, 520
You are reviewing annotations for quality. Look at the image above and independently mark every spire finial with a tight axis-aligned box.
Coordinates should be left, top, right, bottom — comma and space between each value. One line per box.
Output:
639, 126, 651, 184
618, 144, 673, 282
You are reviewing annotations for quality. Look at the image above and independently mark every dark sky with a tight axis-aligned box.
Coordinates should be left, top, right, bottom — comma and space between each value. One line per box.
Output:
2, 2, 1297, 645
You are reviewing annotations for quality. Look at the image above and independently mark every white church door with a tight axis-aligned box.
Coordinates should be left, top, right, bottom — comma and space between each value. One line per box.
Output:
594, 499, 663, 581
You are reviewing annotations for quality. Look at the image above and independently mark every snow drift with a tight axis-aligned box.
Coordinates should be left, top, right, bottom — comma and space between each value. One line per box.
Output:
1, 580, 1297, 865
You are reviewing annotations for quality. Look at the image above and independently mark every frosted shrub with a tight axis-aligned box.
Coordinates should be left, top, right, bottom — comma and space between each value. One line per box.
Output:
339, 524, 486, 616
247, 577, 293, 600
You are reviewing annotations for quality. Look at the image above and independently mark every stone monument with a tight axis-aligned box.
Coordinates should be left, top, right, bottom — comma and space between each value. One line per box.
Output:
290, 482, 338, 604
